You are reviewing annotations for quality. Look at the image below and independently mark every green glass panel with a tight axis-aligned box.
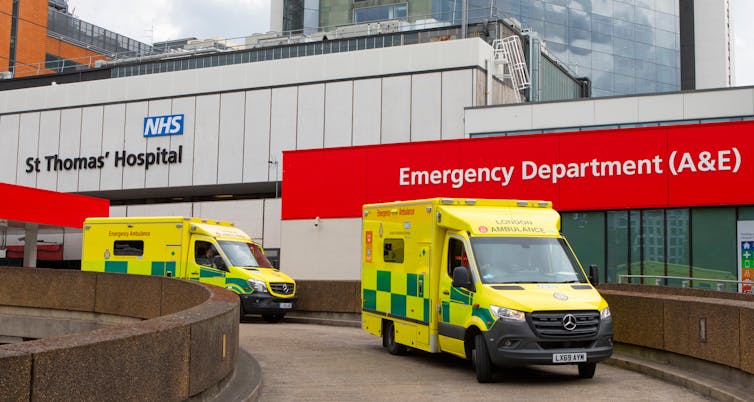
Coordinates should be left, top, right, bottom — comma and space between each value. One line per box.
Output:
666, 208, 690, 287
561, 211, 606, 276
606, 211, 628, 284
691, 208, 737, 291
642, 209, 665, 283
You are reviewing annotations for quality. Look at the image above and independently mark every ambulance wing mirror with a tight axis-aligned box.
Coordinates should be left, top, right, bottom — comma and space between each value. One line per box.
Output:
588, 264, 599, 286
452, 266, 472, 290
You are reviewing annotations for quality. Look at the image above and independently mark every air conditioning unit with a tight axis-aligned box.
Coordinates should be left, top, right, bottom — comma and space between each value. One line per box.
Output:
0, 71, 13, 79
94, 59, 107, 68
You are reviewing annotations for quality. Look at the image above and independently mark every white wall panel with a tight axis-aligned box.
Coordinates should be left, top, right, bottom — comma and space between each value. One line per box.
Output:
144, 99, 172, 188
243, 90, 271, 183
37, 110, 61, 191
193, 95, 221, 185
381, 76, 411, 144
280, 218, 361, 280
296, 84, 325, 150
78, 106, 103, 192
465, 104, 533, 135
352, 78, 381, 146
100, 104, 125, 191
411, 73, 442, 142
57, 108, 82, 192
269, 87, 298, 180
637, 93, 684, 122
442, 70, 473, 139
194, 199, 265, 242
263, 199, 282, 249
683, 88, 754, 119
126, 202, 192, 217
169, 97, 196, 187
63, 231, 83, 260
0, 115, 20, 183
594, 97, 639, 125
324, 81, 353, 147
122, 102, 148, 189
531, 100, 595, 129
109, 205, 127, 217
218, 92, 246, 184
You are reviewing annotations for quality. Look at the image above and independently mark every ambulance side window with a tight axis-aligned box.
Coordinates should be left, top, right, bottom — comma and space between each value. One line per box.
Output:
383, 238, 404, 263
447, 238, 469, 277
195, 241, 218, 268
114, 240, 144, 256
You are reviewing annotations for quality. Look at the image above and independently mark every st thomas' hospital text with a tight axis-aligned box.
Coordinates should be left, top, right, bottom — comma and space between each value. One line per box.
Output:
25, 146, 183, 173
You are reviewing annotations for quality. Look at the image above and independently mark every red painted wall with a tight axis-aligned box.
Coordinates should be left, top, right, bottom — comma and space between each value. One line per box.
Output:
0, 182, 109, 228
282, 120, 753, 220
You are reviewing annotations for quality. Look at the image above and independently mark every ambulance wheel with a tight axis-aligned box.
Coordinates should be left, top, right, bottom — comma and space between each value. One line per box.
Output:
578, 362, 596, 379
262, 313, 285, 323
383, 321, 407, 355
473, 333, 493, 383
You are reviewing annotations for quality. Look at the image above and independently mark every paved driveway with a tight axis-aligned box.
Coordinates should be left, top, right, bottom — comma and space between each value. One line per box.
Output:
239, 321, 709, 401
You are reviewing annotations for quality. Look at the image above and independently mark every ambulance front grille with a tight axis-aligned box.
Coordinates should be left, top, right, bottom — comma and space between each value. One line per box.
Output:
270, 282, 295, 295
529, 311, 600, 337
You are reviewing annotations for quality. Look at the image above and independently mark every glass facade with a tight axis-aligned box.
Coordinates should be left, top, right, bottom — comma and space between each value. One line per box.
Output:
561, 207, 743, 290
314, 0, 681, 96
47, 8, 153, 57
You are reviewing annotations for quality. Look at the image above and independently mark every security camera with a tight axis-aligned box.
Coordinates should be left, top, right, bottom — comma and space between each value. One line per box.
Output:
314, 216, 321, 228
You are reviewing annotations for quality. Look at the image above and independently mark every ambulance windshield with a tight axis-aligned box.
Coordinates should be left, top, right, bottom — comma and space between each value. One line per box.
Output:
470, 237, 587, 284
218, 240, 274, 268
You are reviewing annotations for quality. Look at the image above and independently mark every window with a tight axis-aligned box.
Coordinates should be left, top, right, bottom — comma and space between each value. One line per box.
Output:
195, 241, 220, 268
383, 238, 404, 263
113, 240, 144, 256
353, 3, 407, 24
447, 237, 468, 277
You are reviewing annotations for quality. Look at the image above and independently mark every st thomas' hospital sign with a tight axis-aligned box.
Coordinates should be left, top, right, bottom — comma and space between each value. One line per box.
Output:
24, 114, 185, 174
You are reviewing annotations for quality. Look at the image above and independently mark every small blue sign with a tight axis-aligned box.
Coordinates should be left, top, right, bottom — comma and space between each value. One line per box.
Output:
143, 114, 184, 137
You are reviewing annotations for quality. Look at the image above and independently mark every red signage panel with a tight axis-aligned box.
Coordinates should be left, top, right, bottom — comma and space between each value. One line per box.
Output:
282, 121, 754, 220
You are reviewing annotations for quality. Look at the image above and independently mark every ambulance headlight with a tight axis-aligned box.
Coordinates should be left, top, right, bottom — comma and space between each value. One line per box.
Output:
600, 307, 611, 320
248, 279, 268, 293
490, 305, 525, 322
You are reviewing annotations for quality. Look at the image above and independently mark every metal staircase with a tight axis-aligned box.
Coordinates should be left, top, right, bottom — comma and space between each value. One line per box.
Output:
491, 35, 531, 102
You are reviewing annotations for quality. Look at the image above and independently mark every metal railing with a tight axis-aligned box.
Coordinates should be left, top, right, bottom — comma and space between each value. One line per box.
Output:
618, 274, 750, 292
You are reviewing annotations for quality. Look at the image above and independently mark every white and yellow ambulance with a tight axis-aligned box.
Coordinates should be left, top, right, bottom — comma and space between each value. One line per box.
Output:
361, 198, 613, 382
81, 216, 296, 322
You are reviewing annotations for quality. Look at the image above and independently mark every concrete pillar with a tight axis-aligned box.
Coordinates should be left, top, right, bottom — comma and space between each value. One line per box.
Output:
270, 0, 284, 33
23, 223, 38, 268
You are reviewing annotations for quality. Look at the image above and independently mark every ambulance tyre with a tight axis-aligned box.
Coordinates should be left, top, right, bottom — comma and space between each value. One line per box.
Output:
384, 321, 407, 355
473, 333, 493, 383
578, 362, 597, 379
262, 313, 285, 323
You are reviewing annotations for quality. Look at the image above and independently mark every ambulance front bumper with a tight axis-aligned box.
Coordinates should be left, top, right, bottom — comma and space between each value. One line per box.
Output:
483, 316, 613, 366
239, 293, 297, 315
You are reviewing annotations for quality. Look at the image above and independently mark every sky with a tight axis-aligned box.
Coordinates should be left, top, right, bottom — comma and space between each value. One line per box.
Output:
67, 0, 753, 86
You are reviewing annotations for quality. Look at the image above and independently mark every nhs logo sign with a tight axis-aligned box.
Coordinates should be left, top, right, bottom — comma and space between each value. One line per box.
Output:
143, 114, 184, 137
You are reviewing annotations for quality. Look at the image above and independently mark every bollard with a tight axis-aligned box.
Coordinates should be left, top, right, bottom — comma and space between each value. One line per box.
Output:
716, 282, 724, 291
655, 278, 662, 286
682, 280, 689, 288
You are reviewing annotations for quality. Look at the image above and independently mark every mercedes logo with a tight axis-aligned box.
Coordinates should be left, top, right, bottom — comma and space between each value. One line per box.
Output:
562, 314, 577, 331
282, 284, 289, 293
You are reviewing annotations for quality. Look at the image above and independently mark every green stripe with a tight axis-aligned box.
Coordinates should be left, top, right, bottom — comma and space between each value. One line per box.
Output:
104, 261, 127, 274
442, 301, 450, 322
407, 274, 417, 296
424, 298, 430, 323
473, 306, 494, 326
200, 268, 225, 278
151, 261, 165, 276
390, 293, 406, 317
377, 270, 391, 292
450, 287, 471, 304
363, 289, 377, 310
226, 277, 250, 292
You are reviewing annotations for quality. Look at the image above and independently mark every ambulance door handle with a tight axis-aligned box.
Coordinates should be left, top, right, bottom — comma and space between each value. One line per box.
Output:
442, 290, 449, 295
191, 271, 199, 275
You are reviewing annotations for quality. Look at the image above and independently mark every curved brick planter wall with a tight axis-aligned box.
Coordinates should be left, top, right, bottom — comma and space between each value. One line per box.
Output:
0, 268, 239, 401
598, 284, 754, 375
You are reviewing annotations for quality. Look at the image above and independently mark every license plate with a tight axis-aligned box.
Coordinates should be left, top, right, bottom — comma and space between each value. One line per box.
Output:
279, 303, 293, 309
552, 352, 587, 363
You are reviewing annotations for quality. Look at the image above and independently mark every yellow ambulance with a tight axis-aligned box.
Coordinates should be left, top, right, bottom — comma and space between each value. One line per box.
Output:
361, 198, 613, 382
81, 216, 296, 322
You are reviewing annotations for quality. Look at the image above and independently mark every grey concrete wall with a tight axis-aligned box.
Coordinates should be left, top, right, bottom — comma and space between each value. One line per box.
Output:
598, 284, 754, 375
0, 267, 239, 401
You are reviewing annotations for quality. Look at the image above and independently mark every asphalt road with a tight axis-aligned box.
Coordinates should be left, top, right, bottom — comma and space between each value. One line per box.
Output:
239, 321, 711, 402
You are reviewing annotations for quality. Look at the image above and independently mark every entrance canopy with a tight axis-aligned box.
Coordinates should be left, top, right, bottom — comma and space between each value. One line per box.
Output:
0, 182, 109, 266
